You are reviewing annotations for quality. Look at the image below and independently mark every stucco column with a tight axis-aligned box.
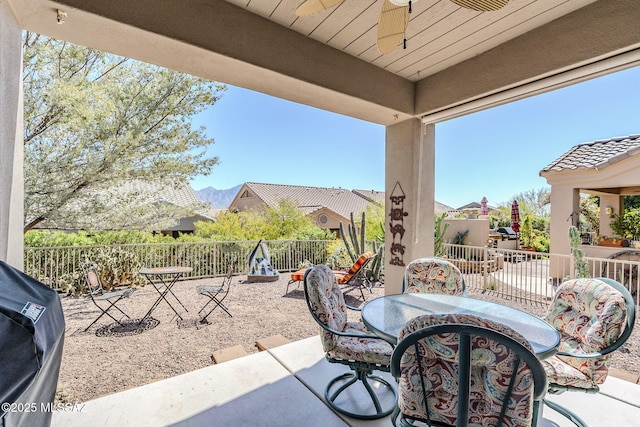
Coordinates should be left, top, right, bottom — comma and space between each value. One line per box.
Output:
0, 1, 24, 269
599, 194, 622, 237
385, 119, 435, 294
549, 185, 579, 280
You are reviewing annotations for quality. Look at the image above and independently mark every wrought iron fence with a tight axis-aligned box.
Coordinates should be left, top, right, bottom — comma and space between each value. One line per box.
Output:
24, 240, 332, 292
24, 240, 640, 307
444, 244, 639, 307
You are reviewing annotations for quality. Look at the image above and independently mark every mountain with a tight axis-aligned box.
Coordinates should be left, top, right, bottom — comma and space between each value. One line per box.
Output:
195, 184, 242, 208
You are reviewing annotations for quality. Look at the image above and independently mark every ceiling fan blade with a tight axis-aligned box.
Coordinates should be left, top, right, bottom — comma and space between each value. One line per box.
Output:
449, 0, 510, 12
295, 0, 345, 16
376, 0, 410, 55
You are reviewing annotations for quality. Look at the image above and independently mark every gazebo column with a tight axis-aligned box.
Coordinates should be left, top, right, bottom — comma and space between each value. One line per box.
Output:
384, 119, 435, 294
549, 185, 580, 280
599, 193, 622, 237
0, 1, 24, 269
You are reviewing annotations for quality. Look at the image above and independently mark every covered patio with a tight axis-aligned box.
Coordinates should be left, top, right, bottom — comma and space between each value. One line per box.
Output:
3, 1, 640, 290
50, 336, 640, 426
3, 1, 640, 426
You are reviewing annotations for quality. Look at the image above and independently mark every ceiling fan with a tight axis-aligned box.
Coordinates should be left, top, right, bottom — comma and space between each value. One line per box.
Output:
295, 0, 510, 54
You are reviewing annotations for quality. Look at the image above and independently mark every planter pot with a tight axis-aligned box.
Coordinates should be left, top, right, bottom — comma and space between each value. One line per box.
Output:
598, 239, 624, 247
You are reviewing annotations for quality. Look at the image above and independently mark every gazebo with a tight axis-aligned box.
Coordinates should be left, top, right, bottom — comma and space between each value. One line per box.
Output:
541, 134, 640, 279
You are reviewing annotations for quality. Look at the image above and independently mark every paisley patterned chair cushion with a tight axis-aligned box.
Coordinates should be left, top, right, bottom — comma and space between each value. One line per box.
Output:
542, 278, 626, 388
404, 257, 465, 295
305, 264, 392, 364
396, 313, 538, 427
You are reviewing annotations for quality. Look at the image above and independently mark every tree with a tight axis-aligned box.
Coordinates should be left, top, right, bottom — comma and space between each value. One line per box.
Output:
22, 33, 226, 232
194, 200, 333, 241
513, 187, 551, 217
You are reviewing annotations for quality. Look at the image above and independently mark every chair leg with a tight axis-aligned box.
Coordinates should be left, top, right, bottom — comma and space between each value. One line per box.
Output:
544, 398, 589, 427
324, 368, 396, 420
199, 298, 232, 322
85, 297, 130, 331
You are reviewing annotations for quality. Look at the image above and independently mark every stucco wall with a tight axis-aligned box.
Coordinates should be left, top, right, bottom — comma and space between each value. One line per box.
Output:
0, 1, 24, 268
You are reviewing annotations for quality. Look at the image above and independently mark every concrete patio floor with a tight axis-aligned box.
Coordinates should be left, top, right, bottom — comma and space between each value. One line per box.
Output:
51, 336, 640, 426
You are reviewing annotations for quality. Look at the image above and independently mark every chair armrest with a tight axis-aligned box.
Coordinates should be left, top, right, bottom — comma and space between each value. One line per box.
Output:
346, 303, 361, 312
316, 320, 385, 341
555, 349, 607, 359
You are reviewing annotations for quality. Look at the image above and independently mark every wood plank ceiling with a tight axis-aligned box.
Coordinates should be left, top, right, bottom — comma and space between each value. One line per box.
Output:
225, 0, 596, 81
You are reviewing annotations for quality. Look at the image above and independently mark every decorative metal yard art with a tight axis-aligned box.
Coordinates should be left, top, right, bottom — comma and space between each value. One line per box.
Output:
481, 196, 489, 216
247, 239, 279, 283
389, 182, 408, 266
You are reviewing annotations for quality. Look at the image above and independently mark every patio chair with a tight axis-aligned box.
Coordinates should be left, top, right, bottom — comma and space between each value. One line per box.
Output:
303, 264, 396, 419
391, 313, 546, 427
81, 262, 136, 331
196, 266, 233, 322
403, 257, 466, 295
541, 277, 635, 427
333, 252, 374, 300
285, 252, 375, 297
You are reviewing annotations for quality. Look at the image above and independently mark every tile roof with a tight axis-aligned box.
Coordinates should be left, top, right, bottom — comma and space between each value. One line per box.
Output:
244, 182, 379, 220
241, 182, 455, 218
541, 134, 640, 173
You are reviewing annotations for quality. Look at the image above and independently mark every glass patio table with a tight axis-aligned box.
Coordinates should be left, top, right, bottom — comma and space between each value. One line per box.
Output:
361, 293, 560, 359
139, 266, 192, 322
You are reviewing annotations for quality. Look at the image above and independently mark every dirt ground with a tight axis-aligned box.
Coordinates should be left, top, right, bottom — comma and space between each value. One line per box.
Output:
55, 273, 640, 403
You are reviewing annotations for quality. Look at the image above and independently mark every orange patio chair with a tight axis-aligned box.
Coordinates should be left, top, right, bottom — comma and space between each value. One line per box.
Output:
285, 252, 375, 299
333, 252, 374, 300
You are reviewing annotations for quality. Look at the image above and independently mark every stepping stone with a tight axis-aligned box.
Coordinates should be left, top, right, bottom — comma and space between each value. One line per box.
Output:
211, 345, 248, 363
255, 334, 291, 351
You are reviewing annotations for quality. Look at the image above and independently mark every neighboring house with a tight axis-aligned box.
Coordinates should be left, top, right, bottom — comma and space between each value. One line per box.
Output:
456, 201, 497, 215
228, 182, 383, 235
540, 133, 640, 278
227, 182, 455, 234
35, 180, 214, 237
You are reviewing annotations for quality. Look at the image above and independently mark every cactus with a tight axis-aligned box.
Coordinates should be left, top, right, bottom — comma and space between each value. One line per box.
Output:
340, 212, 366, 263
434, 213, 449, 257
569, 225, 590, 279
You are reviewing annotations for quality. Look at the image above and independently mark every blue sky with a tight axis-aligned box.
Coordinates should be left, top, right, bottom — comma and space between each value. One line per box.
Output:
190, 65, 640, 209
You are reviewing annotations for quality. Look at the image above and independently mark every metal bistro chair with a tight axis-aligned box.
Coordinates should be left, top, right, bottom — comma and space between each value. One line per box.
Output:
403, 257, 466, 295
391, 313, 547, 427
304, 264, 396, 419
81, 262, 136, 331
541, 277, 636, 427
197, 266, 233, 322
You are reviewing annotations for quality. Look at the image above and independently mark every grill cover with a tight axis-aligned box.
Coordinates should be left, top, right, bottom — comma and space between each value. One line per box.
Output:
0, 260, 65, 427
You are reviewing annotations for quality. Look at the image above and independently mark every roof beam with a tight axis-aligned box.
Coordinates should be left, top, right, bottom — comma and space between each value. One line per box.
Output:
416, 0, 640, 120
20, 0, 414, 125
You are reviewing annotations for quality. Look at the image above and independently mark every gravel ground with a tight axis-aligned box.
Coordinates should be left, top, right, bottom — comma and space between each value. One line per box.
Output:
55, 273, 640, 404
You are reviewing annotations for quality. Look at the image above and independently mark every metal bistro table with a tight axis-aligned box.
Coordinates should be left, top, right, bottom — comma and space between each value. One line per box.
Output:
139, 266, 192, 322
361, 293, 560, 359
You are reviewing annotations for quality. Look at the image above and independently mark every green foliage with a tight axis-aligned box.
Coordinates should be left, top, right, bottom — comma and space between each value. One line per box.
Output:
325, 240, 351, 269
24, 230, 172, 246
580, 195, 600, 236
569, 226, 590, 279
623, 195, 640, 210
452, 230, 468, 245
434, 213, 449, 257
22, 32, 225, 232
610, 208, 640, 239
364, 204, 385, 242
194, 200, 332, 241
340, 212, 366, 263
